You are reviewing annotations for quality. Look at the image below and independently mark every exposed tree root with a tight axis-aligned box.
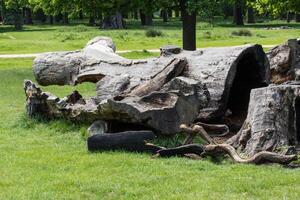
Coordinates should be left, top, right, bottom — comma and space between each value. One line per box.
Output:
158, 123, 297, 165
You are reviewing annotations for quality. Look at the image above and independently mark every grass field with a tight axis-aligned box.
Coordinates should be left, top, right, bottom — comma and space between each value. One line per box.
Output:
0, 19, 300, 54
0, 57, 300, 199
1, 19, 300, 199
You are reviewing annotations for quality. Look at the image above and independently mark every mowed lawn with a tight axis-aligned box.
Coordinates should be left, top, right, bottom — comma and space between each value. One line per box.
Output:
0, 19, 300, 54
1, 19, 300, 199
0, 56, 300, 199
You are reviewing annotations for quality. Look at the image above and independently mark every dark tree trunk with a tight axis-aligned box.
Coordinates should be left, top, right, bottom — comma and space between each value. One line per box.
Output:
88, 15, 95, 26
223, 1, 233, 20
296, 13, 300, 22
122, 12, 128, 19
0, 6, 2, 22
175, 9, 180, 18
49, 15, 53, 25
79, 10, 83, 19
140, 10, 152, 26
247, 7, 255, 24
168, 8, 172, 18
101, 11, 125, 29
134, 11, 138, 20
287, 12, 292, 23
180, 0, 196, 51
13, 9, 23, 30
140, 10, 146, 25
24, 7, 33, 24
145, 14, 153, 25
54, 14, 62, 23
234, 0, 244, 26
35, 9, 46, 23
62, 12, 69, 24
0, 0, 4, 22
161, 9, 168, 22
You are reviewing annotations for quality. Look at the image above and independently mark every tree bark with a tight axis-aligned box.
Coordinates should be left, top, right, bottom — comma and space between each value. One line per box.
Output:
134, 11, 138, 20
287, 12, 293, 23
54, 14, 62, 23
101, 11, 125, 29
79, 10, 83, 19
267, 39, 300, 84
49, 15, 53, 25
227, 84, 300, 156
29, 37, 269, 135
13, 9, 23, 30
180, 0, 196, 51
0, 0, 4, 22
234, 0, 244, 26
140, 10, 152, 26
247, 7, 255, 24
296, 13, 300, 23
168, 9, 172, 18
88, 15, 95, 26
161, 9, 168, 22
62, 12, 69, 24
175, 9, 180, 18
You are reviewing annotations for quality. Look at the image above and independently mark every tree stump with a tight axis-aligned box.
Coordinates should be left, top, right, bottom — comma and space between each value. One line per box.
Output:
227, 83, 300, 156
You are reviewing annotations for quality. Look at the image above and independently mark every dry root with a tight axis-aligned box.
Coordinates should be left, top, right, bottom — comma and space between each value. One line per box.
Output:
156, 123, 297, 165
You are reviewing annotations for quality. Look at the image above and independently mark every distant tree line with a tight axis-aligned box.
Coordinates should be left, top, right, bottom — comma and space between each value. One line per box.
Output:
0, 0, 299, 50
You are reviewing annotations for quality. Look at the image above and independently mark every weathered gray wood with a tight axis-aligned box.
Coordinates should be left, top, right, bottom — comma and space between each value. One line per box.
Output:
267, 39, 300, 84
227, 83, 300, 156
28, 37, 270, 135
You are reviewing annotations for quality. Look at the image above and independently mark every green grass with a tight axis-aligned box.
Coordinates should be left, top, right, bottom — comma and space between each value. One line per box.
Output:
0, 19, 299, 54
1, 58, 300, 199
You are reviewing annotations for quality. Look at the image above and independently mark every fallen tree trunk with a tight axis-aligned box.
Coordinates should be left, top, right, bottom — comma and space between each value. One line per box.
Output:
28, 36, 270, 135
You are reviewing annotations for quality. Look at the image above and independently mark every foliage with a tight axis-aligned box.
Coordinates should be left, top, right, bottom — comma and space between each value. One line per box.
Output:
231, 29, 252, 36
0, 20, 300, 54
145, 29, 163, 37
251, 0, 300, 17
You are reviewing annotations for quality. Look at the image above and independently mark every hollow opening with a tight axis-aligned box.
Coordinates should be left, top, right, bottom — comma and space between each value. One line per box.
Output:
107, 120, 153, 133
226, 52, 268, 132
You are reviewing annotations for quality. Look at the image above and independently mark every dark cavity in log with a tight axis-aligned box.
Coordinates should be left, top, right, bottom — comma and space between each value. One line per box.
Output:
224, 50, 269, 132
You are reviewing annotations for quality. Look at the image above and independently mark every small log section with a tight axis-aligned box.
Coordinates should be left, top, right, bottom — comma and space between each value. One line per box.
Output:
27, 36, 270, 135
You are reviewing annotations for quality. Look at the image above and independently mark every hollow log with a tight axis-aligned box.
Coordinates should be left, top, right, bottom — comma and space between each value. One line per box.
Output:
227, 83, 300, 157
87, 131, 162, 153
28, 37, 269, 135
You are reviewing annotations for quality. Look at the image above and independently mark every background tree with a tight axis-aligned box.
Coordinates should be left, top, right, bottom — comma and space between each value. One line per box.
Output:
4, 0, 28, 29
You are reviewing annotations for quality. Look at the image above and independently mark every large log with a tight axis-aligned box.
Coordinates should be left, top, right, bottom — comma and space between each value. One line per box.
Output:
28, 37, 270, 135
227, 83, 300, 156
